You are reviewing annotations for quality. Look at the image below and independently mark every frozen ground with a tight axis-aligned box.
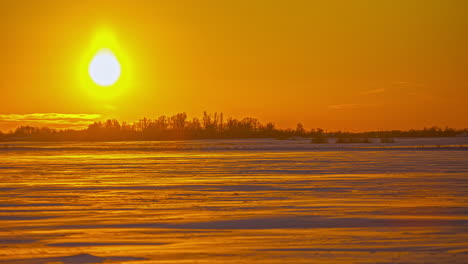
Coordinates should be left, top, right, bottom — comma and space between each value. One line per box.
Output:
0, 138, 467, 263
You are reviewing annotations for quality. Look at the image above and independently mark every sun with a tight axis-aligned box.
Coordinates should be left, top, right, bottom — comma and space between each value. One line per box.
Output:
89, 48, 121, 87
79, 28, 133, 100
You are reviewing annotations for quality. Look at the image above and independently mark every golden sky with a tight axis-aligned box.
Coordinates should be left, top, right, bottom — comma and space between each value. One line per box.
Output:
1, 0, 467, 131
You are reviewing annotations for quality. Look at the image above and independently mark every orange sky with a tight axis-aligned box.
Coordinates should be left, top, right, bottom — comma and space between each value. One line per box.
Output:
0, 0, 467, 132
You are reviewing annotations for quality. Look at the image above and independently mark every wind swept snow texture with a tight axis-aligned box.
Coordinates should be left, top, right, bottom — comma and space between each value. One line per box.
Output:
0, 138, 467, 263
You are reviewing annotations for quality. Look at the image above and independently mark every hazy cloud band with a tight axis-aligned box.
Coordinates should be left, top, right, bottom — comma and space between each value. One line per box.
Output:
0, 113, 101, 131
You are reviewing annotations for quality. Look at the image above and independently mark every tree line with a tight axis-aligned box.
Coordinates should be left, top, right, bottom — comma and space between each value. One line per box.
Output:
0, 112, 466, 141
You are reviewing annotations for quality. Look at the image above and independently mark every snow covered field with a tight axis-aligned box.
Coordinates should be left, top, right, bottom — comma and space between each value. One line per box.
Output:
0, 138, 467, 263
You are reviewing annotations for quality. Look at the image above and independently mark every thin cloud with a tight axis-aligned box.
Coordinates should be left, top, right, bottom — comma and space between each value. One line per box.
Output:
328, 104, 377, 110
0, 113, 101, 122
361, 88, 386, 95
0, 113, 101, 131
394, 81, 425, 89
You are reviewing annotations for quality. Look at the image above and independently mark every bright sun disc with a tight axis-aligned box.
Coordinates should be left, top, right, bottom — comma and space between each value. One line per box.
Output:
88, 48, 121, 87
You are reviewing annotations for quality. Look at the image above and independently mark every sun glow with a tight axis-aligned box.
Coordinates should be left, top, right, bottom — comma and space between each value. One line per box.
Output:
89, 49, 121, 87
79, 28, 133, 100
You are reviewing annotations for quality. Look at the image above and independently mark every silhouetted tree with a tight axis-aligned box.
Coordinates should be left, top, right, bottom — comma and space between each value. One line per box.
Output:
295, 123, 305, 136
0, 112, 466, 142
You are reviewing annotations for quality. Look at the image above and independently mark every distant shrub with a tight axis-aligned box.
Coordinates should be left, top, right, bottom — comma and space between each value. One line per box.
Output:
380, 137, 395, 143
336, 137, 372, 143
311, 136, 328, 144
